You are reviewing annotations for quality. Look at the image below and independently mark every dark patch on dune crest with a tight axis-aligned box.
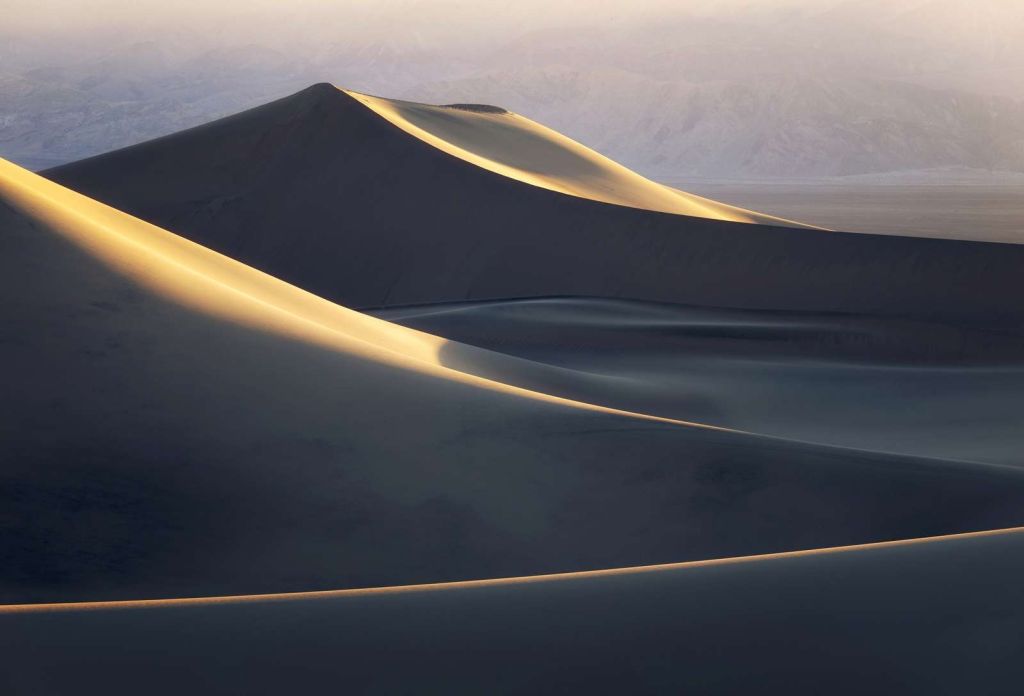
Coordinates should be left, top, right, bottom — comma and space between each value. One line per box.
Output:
442, 103, 509, 114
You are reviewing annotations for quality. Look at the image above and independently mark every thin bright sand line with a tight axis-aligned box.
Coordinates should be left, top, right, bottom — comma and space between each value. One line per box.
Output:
3, 526, 1021, 615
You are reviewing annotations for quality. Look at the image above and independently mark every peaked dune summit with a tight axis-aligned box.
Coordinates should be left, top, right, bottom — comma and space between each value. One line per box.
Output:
345, 90, 804, 223
44, 83, 1024, 326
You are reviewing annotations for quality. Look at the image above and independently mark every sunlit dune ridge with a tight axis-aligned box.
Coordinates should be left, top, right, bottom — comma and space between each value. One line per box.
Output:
347, 89, 818, 228
0, 156, 730, 432
17, 155, 1005, 460
2, 525, 1021, 614
45, 83, 1024, 322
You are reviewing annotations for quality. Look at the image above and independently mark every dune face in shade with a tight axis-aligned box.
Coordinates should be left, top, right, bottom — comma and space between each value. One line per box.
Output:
374, 297, 1024, 466
346, 90, 813, 227
43, 84, 1024, 323
0, 158, 734, 431
5, 155, 1024, 606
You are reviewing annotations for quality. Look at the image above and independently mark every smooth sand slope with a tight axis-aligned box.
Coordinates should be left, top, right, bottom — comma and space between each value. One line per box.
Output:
5, 157, 1024, 604
375, 297, 1024, 466
44, 84, 1024, 327
3, 528, 1024, 694
346, 91, 810, 226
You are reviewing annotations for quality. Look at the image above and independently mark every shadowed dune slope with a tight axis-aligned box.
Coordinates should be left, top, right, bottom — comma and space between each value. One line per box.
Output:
44, 83, 1024, 327
3, 528, 1024, 695
5, 158, 1024, 603
374, 297, 1024, 466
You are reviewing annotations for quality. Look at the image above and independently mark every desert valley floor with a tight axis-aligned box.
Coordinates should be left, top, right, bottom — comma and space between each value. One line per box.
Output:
673, 179, 1024, 244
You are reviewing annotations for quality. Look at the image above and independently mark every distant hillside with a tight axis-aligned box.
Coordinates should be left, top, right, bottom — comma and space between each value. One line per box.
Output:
3, 0, 1024, 178
406, 69, 1024, 179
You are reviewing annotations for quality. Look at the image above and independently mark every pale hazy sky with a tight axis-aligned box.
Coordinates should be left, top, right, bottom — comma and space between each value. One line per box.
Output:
0, 0, 876, 36
5, 0, 1019, 63
5, 0, 1021, 103
5, 0, 1021, 94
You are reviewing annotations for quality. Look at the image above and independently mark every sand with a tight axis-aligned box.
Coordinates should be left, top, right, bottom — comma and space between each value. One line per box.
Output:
374, 297, 1024, 466
5, 82, 1024, 691
347, 91, 812, 226
4, 157, 1024, 606
44, 84, 1024, 326
3, 527, 1024, 694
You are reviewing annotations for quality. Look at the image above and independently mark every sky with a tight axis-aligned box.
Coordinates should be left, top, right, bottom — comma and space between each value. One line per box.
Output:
0, 1, 879, 42
5, 1, 1021, 76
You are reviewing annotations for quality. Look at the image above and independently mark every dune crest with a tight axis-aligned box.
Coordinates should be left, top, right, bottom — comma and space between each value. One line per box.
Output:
13, 156, 1021, 465
4, 525, 1021, 614
0, 157, 727, 432
43, 84, 1024, 322
8, 524, 1024, 693
346, 89, 814, 227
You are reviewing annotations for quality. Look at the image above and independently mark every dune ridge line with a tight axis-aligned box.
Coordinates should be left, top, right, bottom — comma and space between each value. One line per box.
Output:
343, 87, 818, 228
2, 526, 1020, 615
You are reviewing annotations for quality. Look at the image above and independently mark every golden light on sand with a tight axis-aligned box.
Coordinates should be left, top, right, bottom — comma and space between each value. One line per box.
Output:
2, 525, 1020, 614
0, 156, 741, 435
347, 89, 819, 228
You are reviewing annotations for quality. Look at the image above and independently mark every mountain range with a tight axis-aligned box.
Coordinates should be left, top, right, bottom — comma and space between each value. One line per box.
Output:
4, 0, 1024, 177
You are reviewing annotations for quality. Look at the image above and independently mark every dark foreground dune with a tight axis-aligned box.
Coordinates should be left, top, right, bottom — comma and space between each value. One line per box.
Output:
45, 84, 1024, 328
3, 528, 1023, 695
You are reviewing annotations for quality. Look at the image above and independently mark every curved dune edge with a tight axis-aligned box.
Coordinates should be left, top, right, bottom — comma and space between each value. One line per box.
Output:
0, 157, 739, 436
11, 156, 927, 462
3, 526, 1021, 614
7, 157, 1020, 468
343, 88, 819, 229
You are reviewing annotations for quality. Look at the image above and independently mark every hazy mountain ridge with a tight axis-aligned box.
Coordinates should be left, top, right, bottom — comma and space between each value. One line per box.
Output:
406, 69, 1024, 178
3, 0, 1023, 177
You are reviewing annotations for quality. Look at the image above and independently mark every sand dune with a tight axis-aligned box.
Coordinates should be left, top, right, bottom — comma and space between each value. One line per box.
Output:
346, 91, 810, 226
5, 157, 1024, 606
6, 79, 1024, 692
4, 527, 1023, 694
44, 84, 1024, 326
375, 297, 1024, 466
